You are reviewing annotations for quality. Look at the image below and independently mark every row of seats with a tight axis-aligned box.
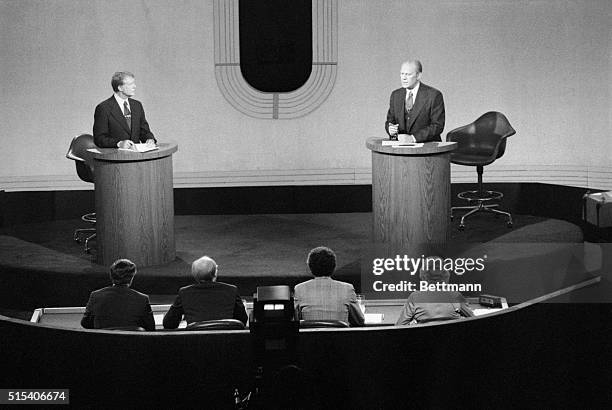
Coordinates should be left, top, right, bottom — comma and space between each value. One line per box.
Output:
103, 318, 349, 332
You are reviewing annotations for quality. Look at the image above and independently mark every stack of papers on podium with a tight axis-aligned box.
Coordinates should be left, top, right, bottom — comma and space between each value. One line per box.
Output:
119, 143, 158, 153
381, 140, 424, 148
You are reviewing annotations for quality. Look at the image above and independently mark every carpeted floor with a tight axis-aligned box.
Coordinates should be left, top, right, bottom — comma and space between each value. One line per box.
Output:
0, 212, 584, 312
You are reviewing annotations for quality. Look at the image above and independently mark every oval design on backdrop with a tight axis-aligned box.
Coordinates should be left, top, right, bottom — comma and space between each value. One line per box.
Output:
214, 0, 338, 119
239, 0, 312, 93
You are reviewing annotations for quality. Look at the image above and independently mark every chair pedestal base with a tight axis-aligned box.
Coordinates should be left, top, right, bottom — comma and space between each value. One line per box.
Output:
74, 229, 96, 253
74, 212, 96, 253
451, 190, 513, 230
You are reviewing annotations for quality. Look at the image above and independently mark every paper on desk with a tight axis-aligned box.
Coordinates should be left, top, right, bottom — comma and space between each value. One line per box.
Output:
391, 143, 424, 148
154, 313, 164, 326
119, 143, 158, 153
472, 308, 505, 316
591, 191, 612, 201
364, 313, 384, 324
154, 313, 186, 328
381, 140, 424, 148
381, 140, 424, 147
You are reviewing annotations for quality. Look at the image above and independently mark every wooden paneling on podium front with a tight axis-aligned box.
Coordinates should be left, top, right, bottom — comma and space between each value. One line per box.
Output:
92, 143, 178, 267
366, 138, 457, 245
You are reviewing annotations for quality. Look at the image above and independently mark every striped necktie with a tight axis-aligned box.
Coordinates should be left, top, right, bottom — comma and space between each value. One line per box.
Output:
405, 90, 414, 112
123, 101, 132, 130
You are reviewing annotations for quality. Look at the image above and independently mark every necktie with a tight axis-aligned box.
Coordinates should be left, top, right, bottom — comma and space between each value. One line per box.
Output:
123, 101, 132, 130
405, 90, 414, 112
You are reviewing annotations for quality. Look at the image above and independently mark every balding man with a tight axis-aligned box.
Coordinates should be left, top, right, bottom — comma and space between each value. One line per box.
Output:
162, 256, 247, 329
385, 59, 445, 142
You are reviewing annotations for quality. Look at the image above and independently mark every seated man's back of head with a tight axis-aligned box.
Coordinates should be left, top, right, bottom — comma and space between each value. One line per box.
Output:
163, 256, 247, 328
81, 258, 155, 330
294, 247, 365, 326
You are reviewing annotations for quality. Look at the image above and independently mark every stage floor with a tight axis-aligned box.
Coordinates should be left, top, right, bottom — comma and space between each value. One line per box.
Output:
0, 212, 583, 310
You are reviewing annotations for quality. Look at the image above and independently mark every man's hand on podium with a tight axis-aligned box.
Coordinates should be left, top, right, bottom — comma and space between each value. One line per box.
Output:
388, 123, 399, 139
117, 139, 157, 151
398, 134, 416, 143
117, 140, 136, 150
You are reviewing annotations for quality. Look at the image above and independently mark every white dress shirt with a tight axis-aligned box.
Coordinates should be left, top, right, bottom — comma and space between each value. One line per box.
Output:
113, 93, 130, 113
406, 81, 420, 104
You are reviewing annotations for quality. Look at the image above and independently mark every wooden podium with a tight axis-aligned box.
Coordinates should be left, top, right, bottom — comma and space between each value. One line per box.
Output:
92, 143, 178, 267
366, 138, 457, 245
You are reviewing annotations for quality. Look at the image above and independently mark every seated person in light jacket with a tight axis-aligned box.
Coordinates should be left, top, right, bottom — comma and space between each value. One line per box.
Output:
294, 246, 365, 326
81, 258, 155, 330
163, 256, 247, 329
396, 256, 473, 326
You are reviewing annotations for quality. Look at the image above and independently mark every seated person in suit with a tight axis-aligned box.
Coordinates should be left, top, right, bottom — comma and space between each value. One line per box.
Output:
162, 256, 248, 329
294, 246, 365, 326
81, 259, 155, 330
396, 256, 473, 326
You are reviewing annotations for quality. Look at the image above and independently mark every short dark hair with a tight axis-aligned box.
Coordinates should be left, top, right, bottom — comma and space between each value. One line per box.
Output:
307, 246, 336, 277
111, 71, 134, 92
109, 258, 137, 285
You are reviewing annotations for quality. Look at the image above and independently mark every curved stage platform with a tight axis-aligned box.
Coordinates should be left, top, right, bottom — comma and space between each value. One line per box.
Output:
2, 212, 610, 409
0, 212, 587, 310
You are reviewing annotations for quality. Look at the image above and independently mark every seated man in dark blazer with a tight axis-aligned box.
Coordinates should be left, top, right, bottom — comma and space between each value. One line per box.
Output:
93, 71, 156, 149
81, 259, 155, 330
385, 59, 445, 142
294, 246, 365, 326
396, 256, 473, 326
162, 256, 248, 329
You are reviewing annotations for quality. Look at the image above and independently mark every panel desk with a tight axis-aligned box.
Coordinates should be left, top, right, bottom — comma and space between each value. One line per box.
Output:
30, 298, 506, 330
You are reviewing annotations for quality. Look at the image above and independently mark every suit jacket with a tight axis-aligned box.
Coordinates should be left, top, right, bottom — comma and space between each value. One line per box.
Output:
93, 96, 155, 148
294, 276, 365, 326
385, 82, 445, 142
81, 285, 155, 330
162, 281, 248, 329
395, 291, 472, 326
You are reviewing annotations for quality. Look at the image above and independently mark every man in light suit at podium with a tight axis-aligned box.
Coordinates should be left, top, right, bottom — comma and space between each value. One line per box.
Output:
385, 60, 445, 142
93, 71, 156, 149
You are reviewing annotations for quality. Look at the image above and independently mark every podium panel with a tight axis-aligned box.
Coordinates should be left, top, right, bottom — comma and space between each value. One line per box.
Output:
93, 143, 177, 267
366, 139, 456, 245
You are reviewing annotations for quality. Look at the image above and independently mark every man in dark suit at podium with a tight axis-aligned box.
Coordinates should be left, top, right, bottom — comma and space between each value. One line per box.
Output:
93, 71, 156, 149
81, 258, 155, 330
385, 60, 445, 142
162, 256, 248, 328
